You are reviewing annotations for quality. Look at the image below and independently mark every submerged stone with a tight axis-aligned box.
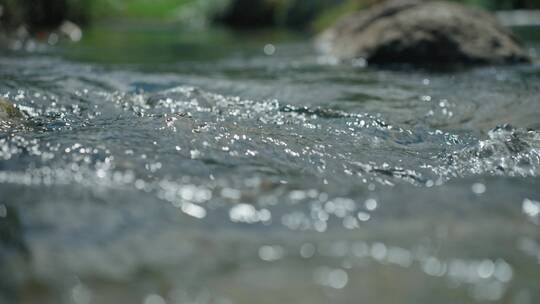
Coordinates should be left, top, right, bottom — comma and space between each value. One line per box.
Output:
316, 0, 532, 65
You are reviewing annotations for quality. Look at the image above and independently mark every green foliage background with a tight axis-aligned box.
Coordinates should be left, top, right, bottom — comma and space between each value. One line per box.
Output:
1, 0, 539, 31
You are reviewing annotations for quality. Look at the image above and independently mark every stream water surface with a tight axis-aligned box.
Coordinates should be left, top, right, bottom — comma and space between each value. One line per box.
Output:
1, 24, 540, 304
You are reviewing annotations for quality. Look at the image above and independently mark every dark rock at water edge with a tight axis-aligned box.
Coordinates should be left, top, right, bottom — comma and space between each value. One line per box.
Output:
0, 0, 89, 32
316, 0, 532, 65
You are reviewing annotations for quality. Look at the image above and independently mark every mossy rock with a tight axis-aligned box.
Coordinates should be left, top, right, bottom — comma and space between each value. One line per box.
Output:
0, 98, 24, 122
316, 0, 532, 65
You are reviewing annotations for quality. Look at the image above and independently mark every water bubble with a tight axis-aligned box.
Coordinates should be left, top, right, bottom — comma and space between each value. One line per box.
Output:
352, 58, 367, 68
181, 202, 206, 219
522, 198, 540, 219
471, 183, 486, 195
135, 179, 146, 190
314, 220, 327, 232
357, 212, 370, 222
317, 55, 340, 66
289, 190, 307, 201
263, 44, 276, 56
229, 204, 270, 223
477, 260, 495, 279
96, 169, 107, 179
60, 21, 83, 42
386, 247, 413, 267
144, 294, 166, 304
190, 150, 201, 159
258, 209, 271, 222
370, 243, 387, 261
365, 198, 378, 211
494, 260, 513, 282
328, 269, 349, 289
245, 149, 258, 157
221, 188, 241, 200
258, 245, 284, 262
343, 216, 359, 229
314, 267, 349, 289
48, 33, 59, 45
422, 257, 446, 277
300, 243, 316, 258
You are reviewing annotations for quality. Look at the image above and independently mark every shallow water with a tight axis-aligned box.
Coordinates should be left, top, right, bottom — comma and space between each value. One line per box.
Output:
1, 24, 540, 304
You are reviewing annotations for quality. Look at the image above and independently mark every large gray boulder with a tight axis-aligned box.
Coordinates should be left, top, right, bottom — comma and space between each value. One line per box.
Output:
316, 0, 531, 65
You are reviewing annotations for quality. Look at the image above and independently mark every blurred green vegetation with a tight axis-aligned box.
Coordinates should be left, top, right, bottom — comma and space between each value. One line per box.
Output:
83, 0, 540, 25
90, 0, 196, 20
62, 24, 301, 65
1, 0, 539, 32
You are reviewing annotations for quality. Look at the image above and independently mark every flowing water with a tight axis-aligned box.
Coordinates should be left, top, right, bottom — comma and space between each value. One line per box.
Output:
1, 24, 540, 304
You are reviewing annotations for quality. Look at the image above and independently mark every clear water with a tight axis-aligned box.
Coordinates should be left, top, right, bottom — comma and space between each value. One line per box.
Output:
1, 24, 540, 304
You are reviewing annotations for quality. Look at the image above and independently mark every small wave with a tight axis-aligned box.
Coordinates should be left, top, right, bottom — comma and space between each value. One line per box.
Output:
442, 125, 540, 177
